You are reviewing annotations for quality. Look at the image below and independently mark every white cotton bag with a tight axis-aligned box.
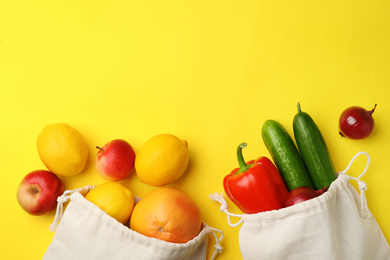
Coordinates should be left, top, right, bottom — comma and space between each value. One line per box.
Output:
210, 152, 390, 260
44, 187, 223, 260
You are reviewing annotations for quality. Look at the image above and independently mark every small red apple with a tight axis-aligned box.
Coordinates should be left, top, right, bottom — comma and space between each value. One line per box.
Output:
17, 170, 64, 216
95, 139, 136, 181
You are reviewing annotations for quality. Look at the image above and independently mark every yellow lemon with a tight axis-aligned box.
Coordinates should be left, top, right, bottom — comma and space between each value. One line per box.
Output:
85, 182, 135, 224
36, 123, 88, 176
135, 134, 190, 186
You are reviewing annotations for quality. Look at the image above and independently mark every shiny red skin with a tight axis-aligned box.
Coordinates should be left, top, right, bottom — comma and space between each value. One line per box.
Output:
283, 186, 327, 208
17, 170, 64, 216
223, 157, 288, 214
95, 139, 136, 181
339, 104, 376, 139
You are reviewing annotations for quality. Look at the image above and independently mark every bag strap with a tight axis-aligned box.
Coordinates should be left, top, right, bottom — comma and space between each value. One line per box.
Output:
209, 193, 244, 227
49, 185, 96, 232
339, 151, 371, 218
207, 226, 224, 260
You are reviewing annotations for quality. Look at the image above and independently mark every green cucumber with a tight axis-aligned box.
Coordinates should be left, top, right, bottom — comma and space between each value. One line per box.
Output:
262, 119, 314, 191
293, 103, 337, 190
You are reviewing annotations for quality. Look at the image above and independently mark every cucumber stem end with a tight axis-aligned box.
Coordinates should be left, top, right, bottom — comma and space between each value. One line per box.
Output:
297, 102, 302, 114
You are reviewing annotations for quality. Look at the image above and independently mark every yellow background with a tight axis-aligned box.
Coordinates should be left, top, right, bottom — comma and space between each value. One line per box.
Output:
1, 1, 389, 259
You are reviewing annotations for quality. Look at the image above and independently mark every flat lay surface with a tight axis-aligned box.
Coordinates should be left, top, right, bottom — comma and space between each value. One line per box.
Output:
1, 1, 390, 259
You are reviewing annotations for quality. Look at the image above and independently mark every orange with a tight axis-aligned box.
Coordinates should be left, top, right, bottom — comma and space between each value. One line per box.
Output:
129, 187, 202, 243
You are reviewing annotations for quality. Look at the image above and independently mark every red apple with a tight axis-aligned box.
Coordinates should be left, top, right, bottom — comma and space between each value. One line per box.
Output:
17, 170, 64, 216
95, 139, 136, 181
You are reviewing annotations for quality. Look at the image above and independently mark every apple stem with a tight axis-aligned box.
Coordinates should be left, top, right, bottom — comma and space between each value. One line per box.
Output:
96, 146, 105, 152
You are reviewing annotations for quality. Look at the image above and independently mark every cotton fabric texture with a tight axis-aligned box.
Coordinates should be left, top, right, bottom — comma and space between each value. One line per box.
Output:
211, 152, 390, 260
44, 191, 222, 260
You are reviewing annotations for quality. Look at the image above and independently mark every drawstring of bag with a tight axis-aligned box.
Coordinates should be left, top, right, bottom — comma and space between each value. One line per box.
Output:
209, 193, 243, 227
49, 185, 96, 232
208, 226, 224, 260
339, 151, 371, 218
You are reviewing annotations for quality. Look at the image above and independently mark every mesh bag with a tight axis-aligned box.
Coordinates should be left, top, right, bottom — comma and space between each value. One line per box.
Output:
210, 152, 390, 260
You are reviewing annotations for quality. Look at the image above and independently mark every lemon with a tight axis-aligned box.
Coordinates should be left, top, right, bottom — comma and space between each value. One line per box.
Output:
36, 123, 88, 176
85, 182, 135, 224
135, 134, 190, 186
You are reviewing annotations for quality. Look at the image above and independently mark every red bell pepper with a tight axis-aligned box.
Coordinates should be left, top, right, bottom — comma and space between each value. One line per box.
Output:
223, 143, 288, 214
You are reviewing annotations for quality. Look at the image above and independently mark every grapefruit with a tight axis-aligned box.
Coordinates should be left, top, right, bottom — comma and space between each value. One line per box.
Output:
130, 187, 202, 243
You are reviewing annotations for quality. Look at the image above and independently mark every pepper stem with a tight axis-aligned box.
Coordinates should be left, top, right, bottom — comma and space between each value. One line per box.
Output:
235, 142, 252, 174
